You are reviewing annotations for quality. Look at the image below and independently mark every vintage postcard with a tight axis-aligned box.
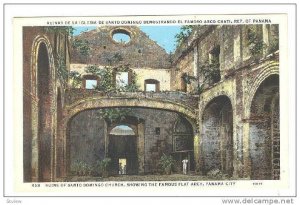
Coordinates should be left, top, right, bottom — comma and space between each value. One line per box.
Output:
3, 3, 297, 200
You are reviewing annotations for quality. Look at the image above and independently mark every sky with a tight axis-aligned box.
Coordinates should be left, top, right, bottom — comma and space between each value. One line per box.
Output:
73, 26, 181, 53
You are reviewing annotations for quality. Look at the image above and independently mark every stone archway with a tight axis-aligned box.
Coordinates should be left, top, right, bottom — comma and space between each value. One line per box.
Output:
28, 35, 55, 182
172, 116, 195, 173
36, 42, 54, 182
201, 95, 234, 176
249, 74, 279, 180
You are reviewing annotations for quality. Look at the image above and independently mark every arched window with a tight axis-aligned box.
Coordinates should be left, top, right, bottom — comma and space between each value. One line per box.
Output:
144, 79, 160, 92
110, 125, 135, 136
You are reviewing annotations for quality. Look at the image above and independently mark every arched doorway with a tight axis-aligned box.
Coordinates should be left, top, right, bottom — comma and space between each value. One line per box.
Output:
108, 125, 138, 175
249, 74, 279, 180
201, 96, 233, 176
172, 116, 195, 173
37, 42, 53, 181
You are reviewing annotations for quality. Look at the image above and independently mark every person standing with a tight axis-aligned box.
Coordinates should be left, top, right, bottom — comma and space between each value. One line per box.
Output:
182, 158, 188, 175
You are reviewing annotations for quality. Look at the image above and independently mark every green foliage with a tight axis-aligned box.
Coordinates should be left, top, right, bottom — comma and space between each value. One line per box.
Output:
181, 73, 197, 84
247, 26, 266, 58
269, 26, 279, 53
72, 39, 91, 57
175, 25, 194, 45
84, 64, 139, 92
196, 84, 205, 95
97, 108, 132, 123
95, 158, 111, 177
44, 26, 74, 36
85, 64, 103, 75
199, 59, 221, 86
119, 71, 139, 92
104, 52, 124, 66
159, 154, 175, 175
92, 67, 116, 92
69, 70, 82, 88
71, 161, 92, 176
55, 52, 68, 81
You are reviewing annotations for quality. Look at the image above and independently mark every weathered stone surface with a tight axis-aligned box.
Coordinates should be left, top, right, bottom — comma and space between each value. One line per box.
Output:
23, 24, 280, 182
71, 26, 171, 69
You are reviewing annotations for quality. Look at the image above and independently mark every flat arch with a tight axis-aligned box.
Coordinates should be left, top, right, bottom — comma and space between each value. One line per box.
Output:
200, 95, 234, 176
63, 97, 197, 128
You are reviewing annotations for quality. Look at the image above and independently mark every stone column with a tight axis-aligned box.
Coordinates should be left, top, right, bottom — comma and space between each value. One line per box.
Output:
262, 25, 270, 56
137, 122, 145, 174
193, 44, 199, 78
31, 96, 39, 182
104, 120, 108, 157
242, 121, 251, 179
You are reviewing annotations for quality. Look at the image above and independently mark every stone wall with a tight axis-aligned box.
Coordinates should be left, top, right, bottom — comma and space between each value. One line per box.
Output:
71, 26, 171, 69
70, 64, 171, 91
23, 27, 70, 182
68, 110, 106, 171
67, 107, 194, 175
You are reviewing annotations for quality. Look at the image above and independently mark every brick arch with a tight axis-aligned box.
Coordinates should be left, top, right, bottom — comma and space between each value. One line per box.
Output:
245, 63, 279, 117
30, 35, 56, 182
63, 97, 197, 128
31, 35, 55, 96
199, 92, 234, 119
200, 95, 234, 176
248, 74, 279, 180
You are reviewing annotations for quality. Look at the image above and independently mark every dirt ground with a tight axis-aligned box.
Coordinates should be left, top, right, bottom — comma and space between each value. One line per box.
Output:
63, 174, 236, 182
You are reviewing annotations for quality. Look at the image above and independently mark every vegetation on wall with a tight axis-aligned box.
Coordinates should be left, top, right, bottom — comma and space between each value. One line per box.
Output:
44, 26, 74, 36
85, 64, 140, 93
247, 26, 266, 59
69, 70, 82, 88
96, 108, 133, 123
197, 59, 221, 94
181, 73, 197, 85
44, 27, 73, 83
72, 38, 91, 59
103, 52, 124, 66
269, 26, 279, 53
55, 52, 69, 82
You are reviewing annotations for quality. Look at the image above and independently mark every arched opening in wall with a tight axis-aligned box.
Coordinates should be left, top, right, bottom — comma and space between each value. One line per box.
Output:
108, 125, 138, 175
144, 79, 160, 92
82, 75, 99, 89
249, 74, 279, 180
201, 96, 233, 176
37, 42, 53, 181
66, 109, 143, 177
172, 116, 195, 173
56, 88, 63, 178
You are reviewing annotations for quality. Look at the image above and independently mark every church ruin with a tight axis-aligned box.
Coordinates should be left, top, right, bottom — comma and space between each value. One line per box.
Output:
23, 24, 279, 182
